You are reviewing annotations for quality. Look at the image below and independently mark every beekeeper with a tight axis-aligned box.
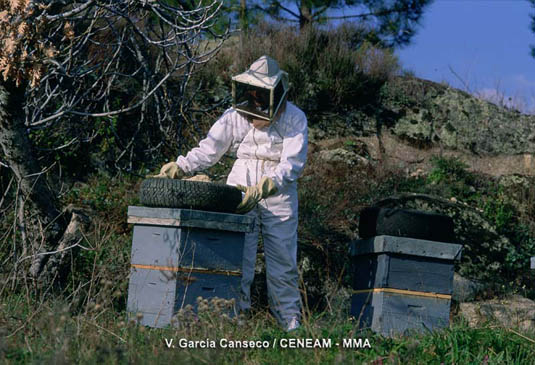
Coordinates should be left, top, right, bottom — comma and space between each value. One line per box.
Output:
156, 55, 308, 331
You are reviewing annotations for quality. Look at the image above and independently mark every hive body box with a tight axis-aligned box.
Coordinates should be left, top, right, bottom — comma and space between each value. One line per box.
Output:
350, 235, 462, 337
126, 206, 254, 328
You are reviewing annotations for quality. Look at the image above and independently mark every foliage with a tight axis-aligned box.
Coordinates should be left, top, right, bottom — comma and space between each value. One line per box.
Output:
1, 161, 535, 363
196, 22, 399, 120
410, 156, 535, 288
0, 0, 59, 86
427, 156, 476, 200
60, 175, 138, 305
258, 0, 433, 46
428, 156, 470, 184
296, 152, 425, 306
296, 152, 535, 293
2, 289, 535, 363
2, 171, 535, 360
2, 18, 403, 182
1, 3, 535, 360
2, 0, 228, 181
426, 156, 519, 234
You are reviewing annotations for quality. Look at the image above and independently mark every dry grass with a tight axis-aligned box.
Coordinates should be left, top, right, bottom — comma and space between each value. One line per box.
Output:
196, 22, 399, 112
1, 169, 535, 363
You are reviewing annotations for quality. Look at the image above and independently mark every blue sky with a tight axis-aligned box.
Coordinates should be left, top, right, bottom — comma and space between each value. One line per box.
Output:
261, 0, 535, 112
395, 0, 535, 113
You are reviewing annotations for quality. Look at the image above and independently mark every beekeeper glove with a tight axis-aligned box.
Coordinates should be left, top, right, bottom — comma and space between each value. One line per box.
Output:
183, 174, 211, 182
152, 161, 184, 179
235, 176, 278, 214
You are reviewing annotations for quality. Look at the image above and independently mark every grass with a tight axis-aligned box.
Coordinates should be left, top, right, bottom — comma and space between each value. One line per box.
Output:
2, 160, 535, 363
2, 289, 535, 364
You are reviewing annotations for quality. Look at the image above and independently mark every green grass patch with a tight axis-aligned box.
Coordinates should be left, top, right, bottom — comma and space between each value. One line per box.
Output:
2, 293, 535, 364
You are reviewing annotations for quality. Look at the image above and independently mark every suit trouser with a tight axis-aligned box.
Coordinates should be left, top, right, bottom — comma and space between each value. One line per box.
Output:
239, 195, 301, 326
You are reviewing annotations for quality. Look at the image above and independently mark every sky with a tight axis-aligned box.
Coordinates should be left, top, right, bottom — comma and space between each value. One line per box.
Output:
395, 0, 535, 113
262, 0, 535, 112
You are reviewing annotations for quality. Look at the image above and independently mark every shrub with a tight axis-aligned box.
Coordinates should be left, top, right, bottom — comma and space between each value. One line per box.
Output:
197, 22, 399, 114
426, 156, 478, 201
428, 156, 470, 184
416, 156, 535, 288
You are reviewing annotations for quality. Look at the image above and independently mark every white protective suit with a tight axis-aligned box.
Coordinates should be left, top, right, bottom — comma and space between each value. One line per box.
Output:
176, 101, 308, 326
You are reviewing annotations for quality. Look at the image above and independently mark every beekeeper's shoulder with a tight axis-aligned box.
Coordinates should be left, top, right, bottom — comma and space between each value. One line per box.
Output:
285, 102, 307, 130
213, 107, 245, 127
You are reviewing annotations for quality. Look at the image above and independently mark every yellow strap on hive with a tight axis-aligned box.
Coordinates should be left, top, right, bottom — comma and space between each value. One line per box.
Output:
350, 288, 451, 300
131, 264, 241, 277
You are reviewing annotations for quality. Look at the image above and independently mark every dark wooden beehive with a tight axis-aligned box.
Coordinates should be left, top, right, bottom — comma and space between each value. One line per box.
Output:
126, 206, 254, 328
350, 235, 462, 337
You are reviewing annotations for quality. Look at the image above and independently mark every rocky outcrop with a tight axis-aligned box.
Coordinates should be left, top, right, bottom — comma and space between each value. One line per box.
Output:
380, 77, 535, 155
453, 273, 485, 302
459, 295, 535, 332
308, 76, 535, 158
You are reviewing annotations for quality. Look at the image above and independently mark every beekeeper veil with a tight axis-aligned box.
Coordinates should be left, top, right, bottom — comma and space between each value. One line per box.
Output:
232, 55, 289, 122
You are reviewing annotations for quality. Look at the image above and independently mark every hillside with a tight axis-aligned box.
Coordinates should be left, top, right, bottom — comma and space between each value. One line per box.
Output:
2, 23, 535, 362
310, 76, 535, 176
298, 75, 535, 296
3, 74, 535, 363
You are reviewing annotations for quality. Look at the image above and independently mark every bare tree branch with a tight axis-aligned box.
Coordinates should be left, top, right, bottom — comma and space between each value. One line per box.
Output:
1, 0, 229, 285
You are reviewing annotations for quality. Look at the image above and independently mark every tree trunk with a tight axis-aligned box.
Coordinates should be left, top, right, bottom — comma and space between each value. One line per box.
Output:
240, 0, 248, 32
299, 0, 313, 29
239, 0, 248, 49
0, 81, 67, 281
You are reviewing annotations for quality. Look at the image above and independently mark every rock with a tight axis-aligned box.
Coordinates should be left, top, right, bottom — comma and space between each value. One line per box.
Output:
459, 295, 535, 332
318, 148, 369, 166
498, 174, 531, 189
453, 273, 484, 302
380, 76, 535, 155
308, 110, 377, 139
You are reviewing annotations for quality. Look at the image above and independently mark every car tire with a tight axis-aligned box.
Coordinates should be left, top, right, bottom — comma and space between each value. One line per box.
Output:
139, 178, 243, 214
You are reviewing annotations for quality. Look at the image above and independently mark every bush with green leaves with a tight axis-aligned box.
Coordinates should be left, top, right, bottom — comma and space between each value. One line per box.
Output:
419, 156, 535, 288
427, 156, 477, 200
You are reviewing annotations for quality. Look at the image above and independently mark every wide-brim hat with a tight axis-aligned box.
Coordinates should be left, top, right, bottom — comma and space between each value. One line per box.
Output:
232, 55, 287, 89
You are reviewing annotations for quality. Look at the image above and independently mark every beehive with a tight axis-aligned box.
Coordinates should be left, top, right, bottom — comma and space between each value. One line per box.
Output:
126, 206, 254, 328
350, 235, 462, 337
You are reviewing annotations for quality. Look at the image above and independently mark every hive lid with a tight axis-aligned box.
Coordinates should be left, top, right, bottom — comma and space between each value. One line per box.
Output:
350, 235, 462, 261
127, 206, 255, 233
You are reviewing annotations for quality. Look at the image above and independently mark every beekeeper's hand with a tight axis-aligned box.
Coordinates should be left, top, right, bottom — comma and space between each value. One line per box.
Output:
151, 162, 184, 179
235, 177, 278, 214
183, 174, 211, 182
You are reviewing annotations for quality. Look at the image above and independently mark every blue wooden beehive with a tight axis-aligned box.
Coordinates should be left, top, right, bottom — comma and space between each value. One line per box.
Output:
350, 235, 462, 337
126, 206, 254, 328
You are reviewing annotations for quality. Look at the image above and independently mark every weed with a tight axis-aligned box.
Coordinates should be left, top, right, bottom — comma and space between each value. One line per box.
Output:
428, 156, 470, 184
